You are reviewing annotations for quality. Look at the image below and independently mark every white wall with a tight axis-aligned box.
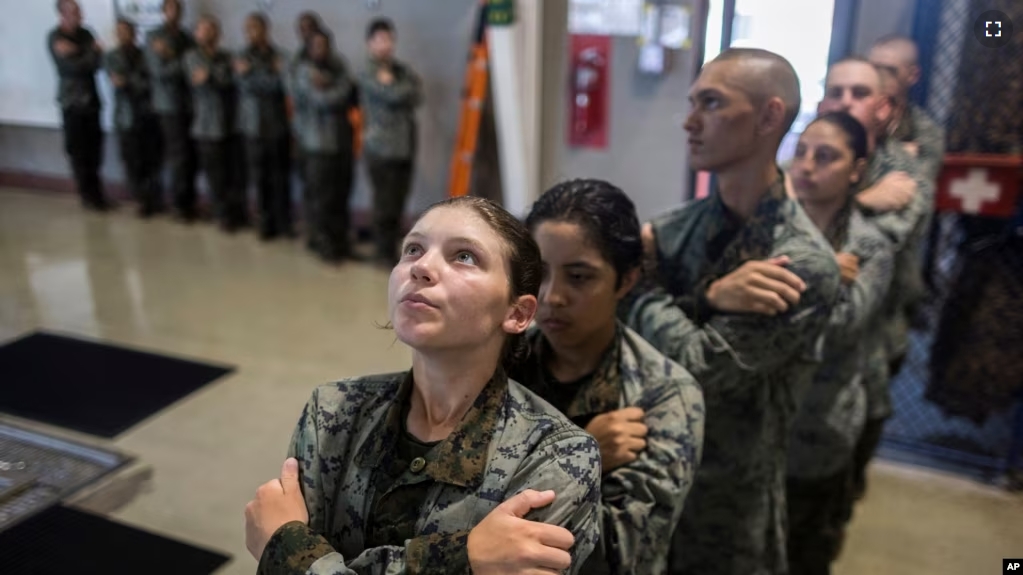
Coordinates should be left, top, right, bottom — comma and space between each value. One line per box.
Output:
0, 0, 477, 215
540, 0, 701, 221
0, 0, 118, 128
854, 0, 917, 54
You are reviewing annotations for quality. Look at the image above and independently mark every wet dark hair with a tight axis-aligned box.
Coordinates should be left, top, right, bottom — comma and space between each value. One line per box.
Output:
525, 179, 642, 288
367, 18, 395, 40
808, 111, 869, 161
391, 196, 541, 370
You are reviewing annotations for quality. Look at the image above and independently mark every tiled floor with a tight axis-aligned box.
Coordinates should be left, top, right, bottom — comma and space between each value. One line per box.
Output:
1, 189, 1020, 574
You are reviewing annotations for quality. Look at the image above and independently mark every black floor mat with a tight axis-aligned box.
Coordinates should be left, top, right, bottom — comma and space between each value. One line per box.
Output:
0, 332, 234, 437
0, 505, 231, 574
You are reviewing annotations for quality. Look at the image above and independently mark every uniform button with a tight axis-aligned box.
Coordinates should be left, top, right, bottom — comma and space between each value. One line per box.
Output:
409, 457, 426, 473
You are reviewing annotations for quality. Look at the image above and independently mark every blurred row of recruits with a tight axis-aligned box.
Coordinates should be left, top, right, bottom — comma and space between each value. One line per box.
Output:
48, 0, 423, 265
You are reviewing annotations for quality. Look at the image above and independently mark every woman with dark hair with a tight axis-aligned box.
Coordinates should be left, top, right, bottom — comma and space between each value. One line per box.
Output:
515, 179, 705, 574
785, 111, 895, 575
246, 196, 601, 574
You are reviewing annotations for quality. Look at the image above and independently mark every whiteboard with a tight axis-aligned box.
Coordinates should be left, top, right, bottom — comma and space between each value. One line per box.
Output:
0, 0, 117, 129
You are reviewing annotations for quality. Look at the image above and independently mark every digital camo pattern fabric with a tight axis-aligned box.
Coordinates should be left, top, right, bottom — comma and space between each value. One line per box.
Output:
145, 25, 196, 115
891, 103, 946, 182
183, 48, 236, 141
858, 138, 935, 418
257, 369, 602, 575
358, 58, 422, 160
48, 26, 102, 111
622, 172, 840, 575
516, 322, 705, 575
236, 44, 290, 141
291, 60, 355, 154
788, 208, 895, 479
104, 44, 152, 131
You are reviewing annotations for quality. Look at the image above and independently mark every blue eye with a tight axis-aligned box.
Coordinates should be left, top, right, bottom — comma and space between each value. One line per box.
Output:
403, 244, 422, 257
456, 251, 478, 265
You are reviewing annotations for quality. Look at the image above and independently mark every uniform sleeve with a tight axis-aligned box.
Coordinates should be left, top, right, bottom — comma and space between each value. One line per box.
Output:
625, 250, 840, 393
182, 51, 200, 86
259, 522, 470, 575
361, 65, 422, 108
102, 51, 123, 85
914, 115, 946, 182
49, 31, 101, 75
859, 174, 934, 251
146, 34, 184, 80
503, 429, 602, 574
301, 65, 352, 110
209, 53, 233, 89
238, 54, 285, 96
596, 377, 704, 574
258, 388, 472, 575
128, 58, 150, 97
828, 239, 894, 338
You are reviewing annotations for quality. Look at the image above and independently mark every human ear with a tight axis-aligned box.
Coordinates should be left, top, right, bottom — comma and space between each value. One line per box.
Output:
503, 294, 538, 335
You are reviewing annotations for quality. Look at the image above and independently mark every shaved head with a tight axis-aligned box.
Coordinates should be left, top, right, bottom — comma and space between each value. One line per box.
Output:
869, 35, 921, 95
871, 35, 919, 66
826, 57, 881, 91
876, 66, 898, 97
684, 48, 801, 173
711, 48, 802, 137
820, 57, 891, 138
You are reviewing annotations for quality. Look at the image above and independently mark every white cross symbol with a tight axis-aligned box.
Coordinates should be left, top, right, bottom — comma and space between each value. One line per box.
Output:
949, 168, 1001, 214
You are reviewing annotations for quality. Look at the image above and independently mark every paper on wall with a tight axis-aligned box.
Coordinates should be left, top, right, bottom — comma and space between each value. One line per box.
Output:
568, 0, 644, 36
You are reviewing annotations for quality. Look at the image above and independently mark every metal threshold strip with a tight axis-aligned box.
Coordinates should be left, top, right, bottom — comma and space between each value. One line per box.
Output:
0, 418, 140, 533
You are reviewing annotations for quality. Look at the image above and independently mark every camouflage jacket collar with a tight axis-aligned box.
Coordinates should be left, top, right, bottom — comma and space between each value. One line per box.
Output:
820, 199, 854, 252
156, 24, 188, 40
353, 368, 507, 488
706, 169, 788, 277
243, 43, 277, 61
526, 324, 623, 419
890, 104, 917, 143
366, 56, 407, 74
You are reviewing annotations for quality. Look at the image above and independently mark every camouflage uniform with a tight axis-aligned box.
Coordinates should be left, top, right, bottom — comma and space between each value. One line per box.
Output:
105, 43, 163, 215
257, 369, 602, 575
851, 138, 935, 498
48, 25, 107, 209
621, 173, 841, 575
359, 58, 423, 262
786, 206, 895, 575
146, 24, 198, 218
291, 59, 355, 260
891, 103, 946, 182
237, 44, 292, 238
289, 46, 314, 188
184, 47, 246, 229
512, 323, 705, 575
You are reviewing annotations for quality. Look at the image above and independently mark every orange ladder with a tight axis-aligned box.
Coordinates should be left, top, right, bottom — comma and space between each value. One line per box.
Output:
448, 2, 490, 198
